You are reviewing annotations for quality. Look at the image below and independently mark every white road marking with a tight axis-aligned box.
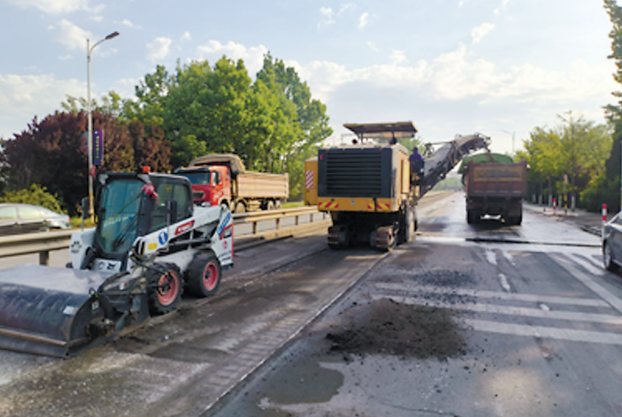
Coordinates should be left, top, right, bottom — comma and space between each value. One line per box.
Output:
550, 253, 622, 315
374, 282, 609, 307
498, 274, 511, 292
502, 249, 515, 265
485, 249, 497, 265
370, 294, 622, 325
539, 303, 550, 311
464, 318, 622, 345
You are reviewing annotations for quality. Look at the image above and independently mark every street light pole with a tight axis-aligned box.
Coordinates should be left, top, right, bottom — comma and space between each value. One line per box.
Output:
87, 31, 119, 217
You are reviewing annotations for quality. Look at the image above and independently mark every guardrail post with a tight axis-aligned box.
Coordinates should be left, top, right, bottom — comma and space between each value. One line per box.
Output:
39, 251, 50, 266
276, 218, 280, 230
253, 222, 258, 234
295, 215, 299, 226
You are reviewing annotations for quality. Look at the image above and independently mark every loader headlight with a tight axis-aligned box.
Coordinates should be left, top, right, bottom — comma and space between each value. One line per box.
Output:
134, 239, 145, 255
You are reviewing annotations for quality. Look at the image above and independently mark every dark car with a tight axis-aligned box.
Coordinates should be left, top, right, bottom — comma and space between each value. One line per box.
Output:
0, 203, 71, 236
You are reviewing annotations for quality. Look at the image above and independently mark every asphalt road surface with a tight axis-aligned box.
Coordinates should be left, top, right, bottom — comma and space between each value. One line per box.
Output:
1, 192, 620, 417
208, 194, 621, 417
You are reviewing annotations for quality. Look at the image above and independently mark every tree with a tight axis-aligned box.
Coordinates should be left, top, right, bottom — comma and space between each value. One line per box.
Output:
0, 184, 65, 214
521, 114, 611, 210
256, 54, 332, 198
602, 0, 622, 211
0, 111, 170, 215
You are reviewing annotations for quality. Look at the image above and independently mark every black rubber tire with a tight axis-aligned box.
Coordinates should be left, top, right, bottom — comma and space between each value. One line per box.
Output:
467, 210, 477, 224
234, 202, 246, 214
604, 242, 619, 272
147, 263, 183, 315
187, 252, 222, 297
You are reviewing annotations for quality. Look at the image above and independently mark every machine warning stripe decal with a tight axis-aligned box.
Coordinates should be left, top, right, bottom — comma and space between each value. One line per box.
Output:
367, 204, 391, 210
217, 212, 232, 236
305, 170, 314, 189
319, 202, 339, 209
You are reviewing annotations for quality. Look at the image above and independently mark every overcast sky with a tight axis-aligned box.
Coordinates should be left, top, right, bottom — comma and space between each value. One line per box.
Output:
0, 0, 619, 154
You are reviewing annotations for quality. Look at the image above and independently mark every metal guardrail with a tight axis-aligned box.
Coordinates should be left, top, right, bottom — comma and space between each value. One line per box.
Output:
0, 207, 325, 265
233, 206, 324, 235
0, 229, 75, 265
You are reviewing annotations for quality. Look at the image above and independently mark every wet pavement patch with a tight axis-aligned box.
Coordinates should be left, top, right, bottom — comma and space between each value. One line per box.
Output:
325, 298, 466, 360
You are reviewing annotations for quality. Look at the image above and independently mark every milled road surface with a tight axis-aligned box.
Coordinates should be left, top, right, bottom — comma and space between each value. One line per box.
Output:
208, 193, 622, 417
0, 193, 453, 417
2, 192, 619, 417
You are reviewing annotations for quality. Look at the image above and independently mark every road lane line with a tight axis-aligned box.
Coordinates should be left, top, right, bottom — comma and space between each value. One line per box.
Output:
550, 253, 622, 315
485, 249, 497, 265
374, 283, 609, 307
370, 294, 622, 325
498, 274, 511, 292
463, 318, 622, 345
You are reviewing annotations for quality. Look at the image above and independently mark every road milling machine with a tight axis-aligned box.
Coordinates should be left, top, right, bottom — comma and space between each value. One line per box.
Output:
0, 170, 233, 357
304, 122, 490, 251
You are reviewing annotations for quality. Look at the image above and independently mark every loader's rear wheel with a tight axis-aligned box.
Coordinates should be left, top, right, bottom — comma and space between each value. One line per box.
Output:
148, 263, 183, 315
187, 253, 221, 297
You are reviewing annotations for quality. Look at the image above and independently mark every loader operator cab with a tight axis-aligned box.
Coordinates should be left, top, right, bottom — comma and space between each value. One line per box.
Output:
94, 173, 193, 260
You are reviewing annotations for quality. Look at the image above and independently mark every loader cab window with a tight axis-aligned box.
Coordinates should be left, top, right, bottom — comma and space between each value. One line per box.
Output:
150, 181, 192, 233
95, 179, 144, 256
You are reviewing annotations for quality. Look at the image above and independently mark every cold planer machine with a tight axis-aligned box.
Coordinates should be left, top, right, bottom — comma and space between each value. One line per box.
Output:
304, 122, 490, 251
0, 171, 233, 357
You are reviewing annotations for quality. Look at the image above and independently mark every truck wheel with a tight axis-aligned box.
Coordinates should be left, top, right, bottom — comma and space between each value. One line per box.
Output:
187, 253, 221, 297
604, 242, 619, 272
147, 263, 183, 315
266, 200, 275, 211
234, 202, 246, 214
467, 210, 475, 224
275, 200, 282, 210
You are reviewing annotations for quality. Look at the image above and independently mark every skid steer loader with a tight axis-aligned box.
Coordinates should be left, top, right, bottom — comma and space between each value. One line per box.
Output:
0, 170, 233, 357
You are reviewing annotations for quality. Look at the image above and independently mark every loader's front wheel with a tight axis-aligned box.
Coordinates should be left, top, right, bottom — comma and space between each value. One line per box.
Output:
187, 253, 221, 297
148, 263, 183, 315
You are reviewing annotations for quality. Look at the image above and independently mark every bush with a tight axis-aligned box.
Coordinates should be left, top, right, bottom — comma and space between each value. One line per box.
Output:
0, 184, 66, 214
580, 174, 620, 213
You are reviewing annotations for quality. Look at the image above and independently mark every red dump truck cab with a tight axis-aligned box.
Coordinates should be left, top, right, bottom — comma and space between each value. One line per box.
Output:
175, 154, 289, 213
175, 165, 232, 207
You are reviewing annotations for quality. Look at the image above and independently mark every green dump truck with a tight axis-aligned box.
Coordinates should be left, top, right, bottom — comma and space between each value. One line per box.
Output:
460, 153, 527, 225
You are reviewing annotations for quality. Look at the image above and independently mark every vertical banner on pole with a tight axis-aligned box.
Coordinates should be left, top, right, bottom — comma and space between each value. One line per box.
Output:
93, 130, 104, 165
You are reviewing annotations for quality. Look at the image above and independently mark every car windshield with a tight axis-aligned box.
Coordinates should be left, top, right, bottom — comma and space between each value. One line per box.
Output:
180, 171, 211, 185
96, 178, 144, 255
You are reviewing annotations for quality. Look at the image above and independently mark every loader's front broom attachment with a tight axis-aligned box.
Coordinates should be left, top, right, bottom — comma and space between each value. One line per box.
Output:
0, 264, 150, 357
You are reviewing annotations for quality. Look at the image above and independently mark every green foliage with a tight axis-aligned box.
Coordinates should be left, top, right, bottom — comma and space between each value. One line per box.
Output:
4, 53, 329, 210
521, 112, 612, 209
580, 173, 620, 212
0, 184, 65, 214
121, 53, 332, 199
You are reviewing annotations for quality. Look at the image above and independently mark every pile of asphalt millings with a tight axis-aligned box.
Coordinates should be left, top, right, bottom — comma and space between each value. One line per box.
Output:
326, 298, 466, 360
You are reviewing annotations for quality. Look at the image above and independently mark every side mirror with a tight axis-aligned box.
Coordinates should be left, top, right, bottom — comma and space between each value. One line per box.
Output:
165, 200, 178, 225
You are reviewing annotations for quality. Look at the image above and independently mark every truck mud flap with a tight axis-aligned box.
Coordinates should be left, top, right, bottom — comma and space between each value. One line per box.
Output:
0, 265, 149, 357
